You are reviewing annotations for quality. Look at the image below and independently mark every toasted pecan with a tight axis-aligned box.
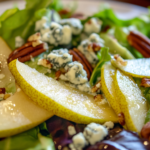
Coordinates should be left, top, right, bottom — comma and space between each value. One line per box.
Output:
8, 42, 48, 63
127, 31, 150, 58
69, 49, 92, 80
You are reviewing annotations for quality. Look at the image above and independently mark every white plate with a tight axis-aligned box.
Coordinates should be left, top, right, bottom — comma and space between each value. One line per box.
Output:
0, 0, 148, 19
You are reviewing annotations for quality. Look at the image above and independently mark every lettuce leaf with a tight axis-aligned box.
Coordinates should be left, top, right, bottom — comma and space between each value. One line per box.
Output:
0, 123, 55, 150
0, 0, 52, 50
90, 47, 111, 86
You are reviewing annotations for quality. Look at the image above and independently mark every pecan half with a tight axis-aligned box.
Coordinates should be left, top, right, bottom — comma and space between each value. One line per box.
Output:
140, 77, 150, 87
8, 33, 48, 63
0, 88, 5, 94
69, 48, 93, 80
141, 121, 150, 140
127, 31, 150, 58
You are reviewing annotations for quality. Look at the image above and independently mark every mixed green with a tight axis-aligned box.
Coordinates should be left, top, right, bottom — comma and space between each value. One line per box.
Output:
0, 0, 150, 149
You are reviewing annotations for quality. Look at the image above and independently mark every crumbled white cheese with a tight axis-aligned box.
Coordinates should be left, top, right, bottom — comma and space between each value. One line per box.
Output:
0, 74, 5, 79
47, 49, 72, 70
72, 132, 88, 150
15, 36, 24, 48
35, 17, 49, 31
103, 121, 114, 130
68, 126, 76, 136
41, 22, 72, 46
84, 18, 102, 35
78, 33, 104, 66
59, 18, 83, 35
60, 61, 88, 84
83, 123, 108, 145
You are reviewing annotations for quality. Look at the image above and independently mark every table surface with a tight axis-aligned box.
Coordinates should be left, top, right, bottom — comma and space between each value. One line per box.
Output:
0, 0, 150, 7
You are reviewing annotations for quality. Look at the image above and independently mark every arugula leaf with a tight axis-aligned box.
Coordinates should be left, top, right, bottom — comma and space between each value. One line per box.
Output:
90, 47, 111, 86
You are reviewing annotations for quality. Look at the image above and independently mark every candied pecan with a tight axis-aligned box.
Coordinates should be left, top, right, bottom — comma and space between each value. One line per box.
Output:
127, 31, 150, 58
118, 112, 125, 126
141, 121, 150, 140
69, 49, 93, 80
38, 59, 53, 69
140, 78, 150, 87
8, 37, 48, 63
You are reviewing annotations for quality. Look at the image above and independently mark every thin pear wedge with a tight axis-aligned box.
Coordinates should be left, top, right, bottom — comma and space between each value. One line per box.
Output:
0, 89, 53, 138
101, 63, 121, 115
111, 58, 150, 78
9, 59, 118, 124
114, 70, 148, 133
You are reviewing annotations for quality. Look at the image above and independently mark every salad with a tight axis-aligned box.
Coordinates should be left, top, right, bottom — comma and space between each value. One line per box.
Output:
0, 0, 150, 149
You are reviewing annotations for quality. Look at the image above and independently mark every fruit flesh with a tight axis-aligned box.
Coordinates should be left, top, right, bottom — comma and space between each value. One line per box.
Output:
111, 58, 150, 78
114, 70, 148, 133
9, 59, 118, 124
101, 63, 121, 115
0, 37, 53, 138
0, 89, 53, 137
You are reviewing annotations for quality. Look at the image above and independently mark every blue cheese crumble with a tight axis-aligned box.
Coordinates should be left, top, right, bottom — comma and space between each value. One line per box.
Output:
35, 16, 50, 32
83, 123, 108, 145
70, 132, 88, 150
42, 22, 72, 46
47, 49, 72, 70
78, 33, 104, 67
59, 18, 83, 35
84, 18, 102, 35
60, 61, 88, 84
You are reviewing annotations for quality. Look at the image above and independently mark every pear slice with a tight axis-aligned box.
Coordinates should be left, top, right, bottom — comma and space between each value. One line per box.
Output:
0, 89, 53, 138
111, 58, 150, 78
114, 69, 148, 133
0, 37, 53, 138
9, 59, 118, 124
101, 62, 121, 115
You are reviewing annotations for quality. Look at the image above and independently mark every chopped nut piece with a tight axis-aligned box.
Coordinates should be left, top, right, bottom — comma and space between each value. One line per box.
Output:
38, 59, 53, 69
94, 94, 102, 101
91, 80, 101, 93
140, 78, 150, 87
55, 70, 62, 80
118, 112, 125, 126
88, 43, 101, 52
28, 32, 41, 42
114, 54, 127, 67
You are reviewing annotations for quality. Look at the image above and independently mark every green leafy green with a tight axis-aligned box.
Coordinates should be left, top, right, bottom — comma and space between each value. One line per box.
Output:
100, 33, 135, 59
0, 0, 52, 50
90, 47, 111, 86
0, 7, 18, 28
145, 109, 150, 124
0, 123, 55, 150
